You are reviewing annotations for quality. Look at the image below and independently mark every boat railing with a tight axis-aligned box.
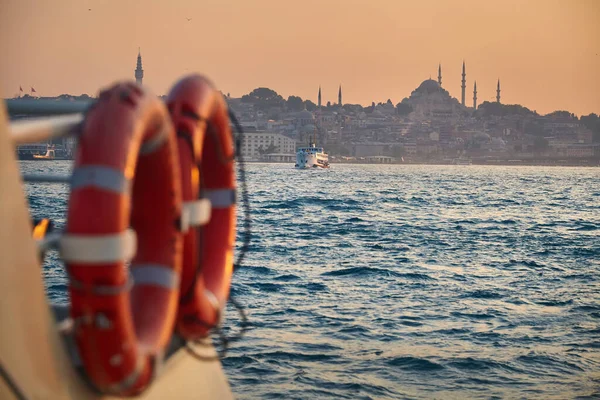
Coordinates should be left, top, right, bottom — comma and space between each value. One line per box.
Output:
10, 113, 83, 146
9, 113, 82, 183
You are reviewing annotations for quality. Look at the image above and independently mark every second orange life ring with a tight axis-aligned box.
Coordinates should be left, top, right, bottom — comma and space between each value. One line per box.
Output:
167, 75, 236, 339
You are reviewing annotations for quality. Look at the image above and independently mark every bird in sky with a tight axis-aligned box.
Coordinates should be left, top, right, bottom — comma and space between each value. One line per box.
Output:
88, 8, 91, 11
186, 18, 192, 21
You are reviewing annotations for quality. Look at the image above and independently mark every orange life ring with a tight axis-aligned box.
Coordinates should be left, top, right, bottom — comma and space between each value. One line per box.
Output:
64, 82, 182, 395
166, 75, 236, 339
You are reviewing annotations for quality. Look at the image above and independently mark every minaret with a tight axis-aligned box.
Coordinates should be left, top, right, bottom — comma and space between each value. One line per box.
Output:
317, 85, 322, 127
461, 60, 466, 106
338, 84, 342, 106
135, 48, 144, 85
318, 85, 322, 108
438, 63, 442, 86
473, 81, 477, 109
496, 79, 501, 103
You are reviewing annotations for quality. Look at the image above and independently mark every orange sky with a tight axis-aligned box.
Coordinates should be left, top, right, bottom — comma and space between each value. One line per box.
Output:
1, 0, 598, 115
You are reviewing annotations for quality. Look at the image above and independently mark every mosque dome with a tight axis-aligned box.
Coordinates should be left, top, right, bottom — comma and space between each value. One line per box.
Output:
297, 109, 314, 120
416, 79, 441, 94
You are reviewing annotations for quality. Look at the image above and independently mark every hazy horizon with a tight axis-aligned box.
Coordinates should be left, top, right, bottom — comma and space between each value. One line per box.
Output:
1, 0, 598, 115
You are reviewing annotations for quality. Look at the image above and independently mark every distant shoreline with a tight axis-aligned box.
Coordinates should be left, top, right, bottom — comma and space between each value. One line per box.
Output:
19, 159, 598, 168
244, 160, 599, 167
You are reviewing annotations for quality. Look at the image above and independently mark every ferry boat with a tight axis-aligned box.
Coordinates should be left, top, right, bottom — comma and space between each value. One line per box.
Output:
295, 140, 329, 169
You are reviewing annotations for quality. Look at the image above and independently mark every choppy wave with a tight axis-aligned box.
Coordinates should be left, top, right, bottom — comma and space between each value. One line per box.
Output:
23, 161, 600, 399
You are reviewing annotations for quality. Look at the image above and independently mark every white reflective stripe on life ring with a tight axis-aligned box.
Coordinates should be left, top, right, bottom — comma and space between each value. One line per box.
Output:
70, 165, 131, 194
59, 229, 137, 264
201, 189, 236, 209
180, 199, 212, 232
131, 264, 180, 289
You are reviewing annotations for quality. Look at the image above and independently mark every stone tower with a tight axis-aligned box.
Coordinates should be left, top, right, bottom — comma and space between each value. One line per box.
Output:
473, 81, 477, 109
438, 63, 442, 86
461, 60, 466, 106
338, 84, 342, 106
135, 48, 144, 85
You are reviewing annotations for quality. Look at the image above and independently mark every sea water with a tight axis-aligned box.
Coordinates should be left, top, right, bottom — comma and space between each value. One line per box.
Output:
22, 162, 600, 399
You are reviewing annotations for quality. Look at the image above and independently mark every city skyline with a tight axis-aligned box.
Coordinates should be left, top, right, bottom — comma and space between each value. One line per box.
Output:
1, 0, 599, 116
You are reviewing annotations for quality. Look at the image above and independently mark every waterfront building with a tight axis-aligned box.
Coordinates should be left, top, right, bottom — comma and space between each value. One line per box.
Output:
239, 131, 296, 160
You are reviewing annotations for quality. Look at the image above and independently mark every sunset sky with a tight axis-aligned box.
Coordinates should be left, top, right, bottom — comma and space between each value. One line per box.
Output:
0, 0, 598, 115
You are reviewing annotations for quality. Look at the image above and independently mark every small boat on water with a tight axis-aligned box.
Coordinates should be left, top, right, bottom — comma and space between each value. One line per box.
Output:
29, 144, 72, 160
295, 140, 329, 169
32, 144, 57, 160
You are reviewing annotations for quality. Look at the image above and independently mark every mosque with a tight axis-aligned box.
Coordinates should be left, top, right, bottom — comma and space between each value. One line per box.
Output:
293, 84, 344, 146
400, 62, 502, 120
